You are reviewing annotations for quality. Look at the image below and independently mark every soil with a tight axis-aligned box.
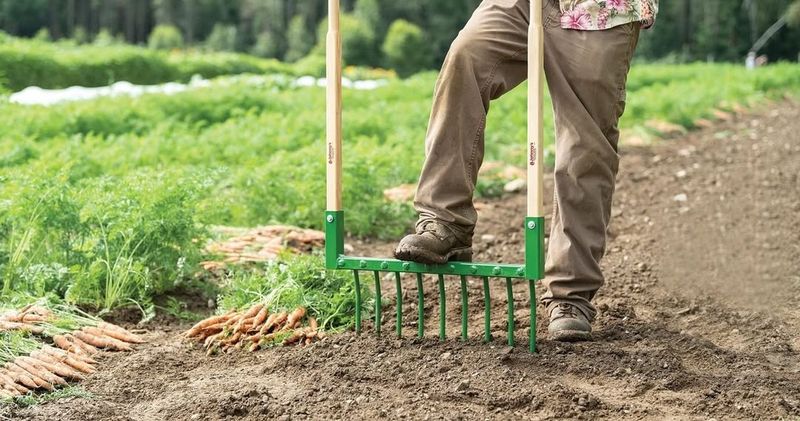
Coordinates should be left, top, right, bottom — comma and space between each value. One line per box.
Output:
4, 101, 800, 421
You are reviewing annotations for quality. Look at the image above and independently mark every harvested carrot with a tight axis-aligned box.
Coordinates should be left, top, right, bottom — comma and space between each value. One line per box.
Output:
0, 388, 16, 398
309, 317, 318, 331
0, 371, 29, 394
96, 322, 146, 344
74, 330, 133, 352
20, 314, 47, 323
15, 358, 67, 387
1, 368, 38, 390
6, 363, 53, 391
82, 327, 137, 350
261, 312, 287, 334
0, 321, 44, 334
282, 328, 309, 345
67, 333, 101, 355
203, 332, 222, 349
234, 317, 255, 334
52, 335, 83, 355
284, 307, 306, 330
249, 307, 270, 332
185, 314, 234, 338
42, 345, 97, 365
241, 303, 265, 320
28, 353, 85, 381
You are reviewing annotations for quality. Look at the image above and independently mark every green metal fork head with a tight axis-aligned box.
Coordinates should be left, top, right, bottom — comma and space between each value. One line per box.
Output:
326, 211, 544, 353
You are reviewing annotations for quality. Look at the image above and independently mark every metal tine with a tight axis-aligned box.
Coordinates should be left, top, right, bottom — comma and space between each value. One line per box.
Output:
353, 271, 362, 334
438, 274, 446, 341
374, 271, 382, 336
417, 273, 424, 338
529, 279, 536, 353
506, 277, 515, 347
483, 277, 491, 343
395, 272, 403, 338
460, 276, 468, 341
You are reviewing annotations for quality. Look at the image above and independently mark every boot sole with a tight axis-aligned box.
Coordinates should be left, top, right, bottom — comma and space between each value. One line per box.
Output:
394, 245, 472, 265
549, 329, 592, 342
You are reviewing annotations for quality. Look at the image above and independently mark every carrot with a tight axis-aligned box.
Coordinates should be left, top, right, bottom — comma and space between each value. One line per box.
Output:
41, 345, 97, 365
261, 312, 287, 334
74, 330, 133, 352
52, 335, 84, 355
234, 317, 255, 334
309, 317, 318, 331
96, 322, 146, 344
82, 327, 137, 350
221, 331, 243, 346
15, 357, 67, 387
197, 327, 224, 342
6, 362, 54, 391
40, 346, 96, 371
1, 368, 38, 390
203, 332, 222, 349
284, 307, 306, 330
282, 328, 309, 345
0, 388, 16, 398
241, 303, 264, 320
248, 307, 270, 332
0, 371, 29, 395
20, 314, 47, 323
0, 321, 44, 334
66, 333, 101, 355
185, 313, 234, 338
29, 352, 85, 381
258, 314, 277, 334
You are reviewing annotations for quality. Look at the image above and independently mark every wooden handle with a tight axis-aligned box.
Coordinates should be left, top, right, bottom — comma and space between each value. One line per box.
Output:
326, 0, 343, 211
527, 0, 545, 218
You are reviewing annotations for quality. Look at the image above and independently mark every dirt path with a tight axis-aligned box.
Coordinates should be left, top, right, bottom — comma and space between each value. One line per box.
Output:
6, 101, 800, 420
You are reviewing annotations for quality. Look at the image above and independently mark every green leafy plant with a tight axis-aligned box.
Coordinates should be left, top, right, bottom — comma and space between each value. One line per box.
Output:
383, 19, 430, 78
148, 25, 184, 50
218, 254, 371, 331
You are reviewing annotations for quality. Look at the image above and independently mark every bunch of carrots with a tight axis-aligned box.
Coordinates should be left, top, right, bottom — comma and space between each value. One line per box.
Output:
185, 303, 324, 354
0, 304, 145, 399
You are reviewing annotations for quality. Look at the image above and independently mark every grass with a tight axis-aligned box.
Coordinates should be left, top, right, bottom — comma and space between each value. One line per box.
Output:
0, 58, 799, 313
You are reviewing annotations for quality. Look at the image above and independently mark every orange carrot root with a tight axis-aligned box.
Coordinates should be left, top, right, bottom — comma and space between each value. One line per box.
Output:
6, 362, 54, 391
16, 357, 67, 386
284, 307, 307, 330
65, 334, 100, 355
29, 352, 86, 381
96, 322, 146, 344
249, 307, 270, 332
74, 330, 133, 352
186, 314, 234, 338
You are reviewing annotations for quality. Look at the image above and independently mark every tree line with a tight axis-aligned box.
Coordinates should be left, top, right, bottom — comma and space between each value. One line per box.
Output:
1, 0, 798, 72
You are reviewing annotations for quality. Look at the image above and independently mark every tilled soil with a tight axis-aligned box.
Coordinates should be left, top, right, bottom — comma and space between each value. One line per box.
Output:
5, 101, 800, 420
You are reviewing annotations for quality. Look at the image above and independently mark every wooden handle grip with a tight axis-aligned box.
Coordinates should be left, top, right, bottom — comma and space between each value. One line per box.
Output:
326, 0, 343, 211
527, 0, 545, 217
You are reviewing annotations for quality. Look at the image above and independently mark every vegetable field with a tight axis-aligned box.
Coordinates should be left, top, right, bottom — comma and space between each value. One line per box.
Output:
1, 36, 800, 415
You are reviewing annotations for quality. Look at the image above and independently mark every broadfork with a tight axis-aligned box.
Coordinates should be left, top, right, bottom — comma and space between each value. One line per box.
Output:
323, 0, 545, 352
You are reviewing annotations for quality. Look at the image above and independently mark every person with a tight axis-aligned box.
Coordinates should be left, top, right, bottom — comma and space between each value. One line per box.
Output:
394, 0, 658, 342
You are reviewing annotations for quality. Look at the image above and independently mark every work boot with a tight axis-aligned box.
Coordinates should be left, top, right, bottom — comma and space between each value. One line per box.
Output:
394, 220, 472, 265
548, 302, 592, 342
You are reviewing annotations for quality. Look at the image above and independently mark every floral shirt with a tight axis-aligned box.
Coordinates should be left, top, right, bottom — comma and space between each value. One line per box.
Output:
559, 0, 658, 31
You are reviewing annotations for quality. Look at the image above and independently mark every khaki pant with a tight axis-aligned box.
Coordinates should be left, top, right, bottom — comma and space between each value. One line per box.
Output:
414, 0, 641, 321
